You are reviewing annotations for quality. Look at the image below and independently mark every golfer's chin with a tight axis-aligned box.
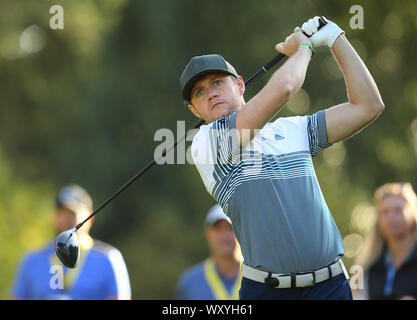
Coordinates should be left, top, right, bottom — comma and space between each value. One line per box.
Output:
208, 106, 235, 123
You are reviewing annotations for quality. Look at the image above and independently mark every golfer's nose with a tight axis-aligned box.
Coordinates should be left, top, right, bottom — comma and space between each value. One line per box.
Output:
208, 87, 219, 100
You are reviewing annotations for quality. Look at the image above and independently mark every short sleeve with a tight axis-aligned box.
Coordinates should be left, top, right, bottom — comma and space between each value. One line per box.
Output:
307, 110, 332, 157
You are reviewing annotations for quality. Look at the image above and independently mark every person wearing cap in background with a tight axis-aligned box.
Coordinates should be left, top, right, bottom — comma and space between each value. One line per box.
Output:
180, 16, 384, 299
175, 204, 243, 300
10, 183, 131, 300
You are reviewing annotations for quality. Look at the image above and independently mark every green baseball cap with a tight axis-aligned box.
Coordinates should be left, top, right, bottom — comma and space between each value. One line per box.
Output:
180, 54, 238, 102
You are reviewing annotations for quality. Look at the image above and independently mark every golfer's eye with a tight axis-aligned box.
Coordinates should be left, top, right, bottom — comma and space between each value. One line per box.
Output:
195, 89, 204, 97
214, 80, 223, 86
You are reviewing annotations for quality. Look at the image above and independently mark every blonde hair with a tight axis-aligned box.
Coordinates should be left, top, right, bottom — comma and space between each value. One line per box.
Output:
355, 182, 417, 271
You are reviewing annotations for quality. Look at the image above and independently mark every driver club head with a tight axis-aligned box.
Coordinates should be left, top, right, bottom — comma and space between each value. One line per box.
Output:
54, 228, 80, 268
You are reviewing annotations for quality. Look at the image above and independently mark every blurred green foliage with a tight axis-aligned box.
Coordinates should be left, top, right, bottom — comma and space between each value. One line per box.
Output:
1, 0, 416, 299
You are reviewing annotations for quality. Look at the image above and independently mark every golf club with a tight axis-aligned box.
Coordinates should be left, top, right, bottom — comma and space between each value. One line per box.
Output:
55, 16, 328, 268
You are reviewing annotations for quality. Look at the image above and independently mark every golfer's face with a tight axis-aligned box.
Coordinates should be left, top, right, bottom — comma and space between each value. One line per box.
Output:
188, 73, 244, 123
206, 220, 237, 256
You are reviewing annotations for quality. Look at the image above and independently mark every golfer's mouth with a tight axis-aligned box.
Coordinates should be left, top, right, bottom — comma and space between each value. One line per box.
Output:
211, 101, 224, 110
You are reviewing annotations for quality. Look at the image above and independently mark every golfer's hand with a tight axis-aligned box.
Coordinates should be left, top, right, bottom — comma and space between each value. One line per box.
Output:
295, 16, 344, 49
275, 31, 310, 57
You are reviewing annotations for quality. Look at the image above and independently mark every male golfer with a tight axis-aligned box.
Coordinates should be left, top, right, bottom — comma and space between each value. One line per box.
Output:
175, 204, 243, 300
180, 17, 384, 299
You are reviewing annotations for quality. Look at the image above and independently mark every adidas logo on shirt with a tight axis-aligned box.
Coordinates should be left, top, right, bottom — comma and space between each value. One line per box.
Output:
275, 134, 284, 141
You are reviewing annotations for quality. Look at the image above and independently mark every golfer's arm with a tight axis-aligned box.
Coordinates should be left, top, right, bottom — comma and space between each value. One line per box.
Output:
235, 46, 312, 146
324, 34, 385, 144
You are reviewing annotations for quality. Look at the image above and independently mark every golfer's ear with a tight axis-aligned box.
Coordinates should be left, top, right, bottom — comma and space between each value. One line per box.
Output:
237, 76, 245, 95
188, 104, 202, 119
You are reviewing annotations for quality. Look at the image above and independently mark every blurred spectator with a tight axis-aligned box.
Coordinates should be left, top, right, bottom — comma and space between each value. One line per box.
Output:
10, 183, 131, 300
175, 204, 243, 299
355, 182, 417, 300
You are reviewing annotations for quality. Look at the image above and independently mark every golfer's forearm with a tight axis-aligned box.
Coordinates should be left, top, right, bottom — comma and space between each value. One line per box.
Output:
236, 46, 311, 143
331, 35, 384, 114
266, 46, 312, 104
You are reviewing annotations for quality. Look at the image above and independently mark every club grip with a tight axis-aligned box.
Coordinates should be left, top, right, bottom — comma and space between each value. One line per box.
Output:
302, 16, 328, 37
318, 16, 328, 28
263, 16, 328, 72
244, 16, 328, 87
263, 53, 286, 71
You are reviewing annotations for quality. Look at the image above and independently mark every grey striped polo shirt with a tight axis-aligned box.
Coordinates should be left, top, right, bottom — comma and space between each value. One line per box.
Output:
191, 110, 345, 274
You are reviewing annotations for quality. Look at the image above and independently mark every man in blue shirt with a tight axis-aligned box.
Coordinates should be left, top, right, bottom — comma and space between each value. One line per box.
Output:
11, 184, 131, 300
175, 204, 242, 299
179, 17, 384, 299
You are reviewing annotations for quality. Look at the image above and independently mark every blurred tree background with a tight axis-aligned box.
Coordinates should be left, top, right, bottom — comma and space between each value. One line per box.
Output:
0, 0, 416, 299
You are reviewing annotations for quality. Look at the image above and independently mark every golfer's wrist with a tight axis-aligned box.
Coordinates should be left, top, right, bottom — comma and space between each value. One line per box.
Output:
299, 41, 315, 58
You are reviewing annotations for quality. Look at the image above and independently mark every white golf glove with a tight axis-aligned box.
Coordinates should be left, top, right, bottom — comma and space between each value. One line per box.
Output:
294, 16, 344, 49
